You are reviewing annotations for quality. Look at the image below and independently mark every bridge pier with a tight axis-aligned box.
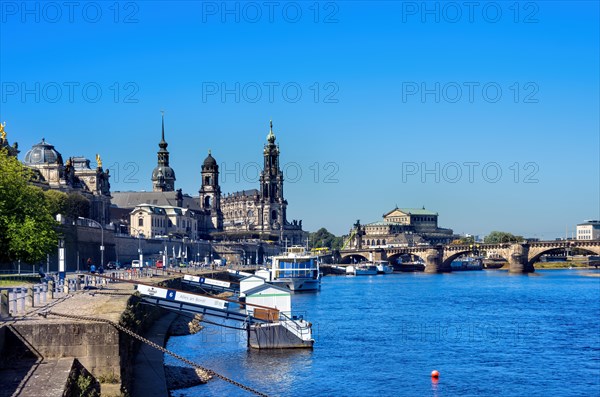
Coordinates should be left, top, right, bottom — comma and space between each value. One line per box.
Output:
508, 244, 534, 273
424, 248, 451, 273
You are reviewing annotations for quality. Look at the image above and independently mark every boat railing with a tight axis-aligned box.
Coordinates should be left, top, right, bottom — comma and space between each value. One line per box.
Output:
279, 311, 312, 340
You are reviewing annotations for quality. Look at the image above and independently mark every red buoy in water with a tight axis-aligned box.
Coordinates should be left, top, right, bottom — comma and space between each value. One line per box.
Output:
431, 370, 440, 379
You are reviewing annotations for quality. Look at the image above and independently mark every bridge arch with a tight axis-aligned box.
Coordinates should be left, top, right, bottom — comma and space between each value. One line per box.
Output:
442, 250, 476, 268
527, 245, 600, 266
339, 253, 369, 264
387, 252, 427, 265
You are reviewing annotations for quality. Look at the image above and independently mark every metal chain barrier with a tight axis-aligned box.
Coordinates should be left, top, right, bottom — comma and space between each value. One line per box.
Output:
42, 311, 271, 397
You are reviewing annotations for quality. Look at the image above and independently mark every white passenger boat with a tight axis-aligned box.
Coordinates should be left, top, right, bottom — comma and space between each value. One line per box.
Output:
353, 264, 378, 275
269, 246, 321, 291
375, 260, 394, 274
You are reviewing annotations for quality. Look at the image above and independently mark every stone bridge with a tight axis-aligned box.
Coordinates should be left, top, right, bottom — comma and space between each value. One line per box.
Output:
340, 240, 600, 273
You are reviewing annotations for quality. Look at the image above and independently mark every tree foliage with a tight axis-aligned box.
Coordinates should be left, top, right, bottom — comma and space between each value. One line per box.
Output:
484, 231, 523, 244
43, 190, 90, 220
0, 150, 58, 263
308, 228, 345, 250
44, 189, 68, 216
451, 236, 475, 245
64, 192, 90, 220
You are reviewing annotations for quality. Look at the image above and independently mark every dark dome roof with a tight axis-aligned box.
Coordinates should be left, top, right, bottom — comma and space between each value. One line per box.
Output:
203, 152, 217, 167
23, 138, 62, 165
152, 166, 176, 180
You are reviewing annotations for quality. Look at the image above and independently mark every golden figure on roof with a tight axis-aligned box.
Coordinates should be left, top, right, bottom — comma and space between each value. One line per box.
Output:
0, 122, 6, 141
96, 153, 102, 168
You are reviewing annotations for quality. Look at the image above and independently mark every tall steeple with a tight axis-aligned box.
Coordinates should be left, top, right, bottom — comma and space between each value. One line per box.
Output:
151, 111, 176, 192
260, 119, 285, 234
200, 149, 222, 230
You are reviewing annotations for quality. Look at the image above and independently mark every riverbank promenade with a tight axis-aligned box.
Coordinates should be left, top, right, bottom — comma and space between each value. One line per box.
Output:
0, 268, 221, 397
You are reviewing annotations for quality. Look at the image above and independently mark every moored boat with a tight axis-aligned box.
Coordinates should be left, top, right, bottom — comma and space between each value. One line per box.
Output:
375, 260, 394, 274
353, 263, 378, 275
451, 257, 483, 271
269, 246, 321, 291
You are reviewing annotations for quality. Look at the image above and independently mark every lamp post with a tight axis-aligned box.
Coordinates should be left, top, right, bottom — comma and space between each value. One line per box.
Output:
79, 216, 104, 268
130, 227, 144, 266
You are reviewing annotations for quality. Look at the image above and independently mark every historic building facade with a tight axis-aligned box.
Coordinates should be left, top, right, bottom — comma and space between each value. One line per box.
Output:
111, 117, 305, 243
199, 121, 304, 243
151, 113, 176, 192
349, 207, 456, 248
2, 121, 111, 225
130, 204, 201, 240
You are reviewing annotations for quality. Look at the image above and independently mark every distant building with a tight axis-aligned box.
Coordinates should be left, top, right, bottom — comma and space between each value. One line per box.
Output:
111, 188, 213, 239
576, 220, 600, 240
203, 121, 304, 243
130, 204, 203, 240
151, 113, 176, 192
1, 122, 112, 227
111, 117, 305, 244
350, 207, 456, 248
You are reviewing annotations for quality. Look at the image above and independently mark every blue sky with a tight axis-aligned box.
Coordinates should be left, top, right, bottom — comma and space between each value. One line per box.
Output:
1, 1, 598, 238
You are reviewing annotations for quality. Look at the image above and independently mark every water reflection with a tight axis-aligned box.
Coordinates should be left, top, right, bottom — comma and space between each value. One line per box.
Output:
241, 348, 313, 391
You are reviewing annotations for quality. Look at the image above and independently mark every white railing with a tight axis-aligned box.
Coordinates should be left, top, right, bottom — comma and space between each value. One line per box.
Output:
279, 312, 313, 341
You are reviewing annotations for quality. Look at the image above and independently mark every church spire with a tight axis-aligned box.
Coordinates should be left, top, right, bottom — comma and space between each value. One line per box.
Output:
267, 119, 276, 144
161, 110, 165, 141
159, 110, 167, 149
151, 110, 176, 192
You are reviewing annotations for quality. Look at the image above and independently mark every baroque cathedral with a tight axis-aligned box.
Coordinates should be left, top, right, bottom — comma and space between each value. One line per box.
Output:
111, 116, 305, 244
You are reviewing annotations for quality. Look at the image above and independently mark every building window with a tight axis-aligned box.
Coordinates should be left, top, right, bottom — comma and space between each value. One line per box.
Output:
205, 176, 211, 185
271, 210, 277, 220
138, 218, 143, 227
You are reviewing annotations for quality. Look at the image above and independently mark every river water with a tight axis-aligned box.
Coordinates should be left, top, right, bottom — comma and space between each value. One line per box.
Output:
165, 270, 600, 397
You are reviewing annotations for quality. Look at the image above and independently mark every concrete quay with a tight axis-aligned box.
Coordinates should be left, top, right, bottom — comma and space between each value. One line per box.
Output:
0, 270, 204, 397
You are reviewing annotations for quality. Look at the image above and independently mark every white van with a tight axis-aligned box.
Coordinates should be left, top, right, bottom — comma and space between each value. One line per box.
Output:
131, 260, 141, 268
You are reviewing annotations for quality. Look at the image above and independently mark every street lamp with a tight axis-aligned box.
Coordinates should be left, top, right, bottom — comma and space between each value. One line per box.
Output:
79, 216, 104, 268
130, 227, 144, 266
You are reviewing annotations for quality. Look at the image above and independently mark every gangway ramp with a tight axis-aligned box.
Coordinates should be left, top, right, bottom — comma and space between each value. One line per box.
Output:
135, 283, 261, 324
227, 269, 254, 279
181, 274, 239, 294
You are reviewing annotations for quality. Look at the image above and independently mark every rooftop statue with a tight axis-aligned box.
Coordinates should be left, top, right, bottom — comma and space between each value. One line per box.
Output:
0, 122, 6, 141
96, 153, 102, 168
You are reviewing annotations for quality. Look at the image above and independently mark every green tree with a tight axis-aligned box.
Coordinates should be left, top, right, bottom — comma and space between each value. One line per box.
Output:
308, 228, 345, 250
44, 189, 68, 216
64, 192, 90, 220
0, 149, 58, 263
484, 231, 523, 244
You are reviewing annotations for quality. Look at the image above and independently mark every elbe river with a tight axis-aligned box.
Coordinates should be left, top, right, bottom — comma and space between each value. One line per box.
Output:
166, 270, 600, 396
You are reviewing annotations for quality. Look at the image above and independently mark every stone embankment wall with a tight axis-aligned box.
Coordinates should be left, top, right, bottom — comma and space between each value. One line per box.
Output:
9, 278, 180, 395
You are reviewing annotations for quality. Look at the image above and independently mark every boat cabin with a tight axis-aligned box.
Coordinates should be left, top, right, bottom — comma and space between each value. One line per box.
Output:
240, 275, 266, 297
245, 284, 292, 316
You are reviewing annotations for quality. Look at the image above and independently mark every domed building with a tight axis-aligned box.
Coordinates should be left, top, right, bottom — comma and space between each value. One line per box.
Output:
20, 137, 112, 225
151, 113, 176, 192
23, 138, 65, 186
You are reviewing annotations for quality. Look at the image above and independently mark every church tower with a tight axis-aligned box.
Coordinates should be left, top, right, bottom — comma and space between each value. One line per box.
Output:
260, 120, 286, 233
199, 150, 222, 230
151, 112, 176, 192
